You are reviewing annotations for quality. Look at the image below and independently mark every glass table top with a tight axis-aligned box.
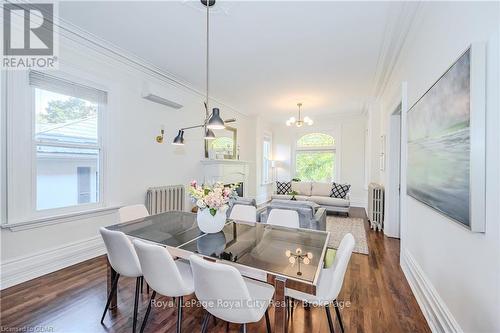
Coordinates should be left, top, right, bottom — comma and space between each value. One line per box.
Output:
107, 211, 204, 248
108, 211, 329, 284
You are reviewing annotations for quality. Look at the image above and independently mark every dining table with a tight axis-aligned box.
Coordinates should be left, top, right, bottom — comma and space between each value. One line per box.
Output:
105, 211, 330, 333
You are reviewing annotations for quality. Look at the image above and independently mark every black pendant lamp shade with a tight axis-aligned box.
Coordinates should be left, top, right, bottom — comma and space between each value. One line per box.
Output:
207, 108, 225, 130
204, 128, 216, 140
172, 130, 185, 145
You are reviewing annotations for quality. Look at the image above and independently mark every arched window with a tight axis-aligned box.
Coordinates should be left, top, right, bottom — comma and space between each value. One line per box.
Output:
295, 133, 336, 182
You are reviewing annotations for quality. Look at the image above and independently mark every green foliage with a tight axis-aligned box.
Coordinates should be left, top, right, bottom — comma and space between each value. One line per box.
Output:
210, 137, 234, 152
296, 151, 335, 181
297, 133, 334, 148
209, 208, 217, 216
38, 97, 97, 124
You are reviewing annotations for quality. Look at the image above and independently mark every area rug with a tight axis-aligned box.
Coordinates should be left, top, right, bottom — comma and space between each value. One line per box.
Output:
326, 215, 369, 255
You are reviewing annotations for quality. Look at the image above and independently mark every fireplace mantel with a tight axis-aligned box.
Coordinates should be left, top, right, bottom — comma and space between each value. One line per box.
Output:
200, 159, 250, 197
200, 159, 251, 165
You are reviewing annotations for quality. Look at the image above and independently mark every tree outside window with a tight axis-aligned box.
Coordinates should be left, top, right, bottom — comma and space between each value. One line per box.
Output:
295, 133, 335, 182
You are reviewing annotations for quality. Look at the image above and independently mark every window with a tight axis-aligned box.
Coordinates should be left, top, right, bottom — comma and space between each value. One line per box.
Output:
295, 133, 335, 182
262, 134, 272, 184
31, 71, 106, 212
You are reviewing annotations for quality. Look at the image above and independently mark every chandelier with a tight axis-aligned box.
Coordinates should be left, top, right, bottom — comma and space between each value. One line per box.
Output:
172, 0, 235, 145
286, 103, 313, 127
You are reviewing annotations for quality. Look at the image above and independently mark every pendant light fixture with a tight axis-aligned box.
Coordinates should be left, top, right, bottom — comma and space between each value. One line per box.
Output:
172, 130, 185, 145
172, 0, 230, 145
286, 103, 313, 127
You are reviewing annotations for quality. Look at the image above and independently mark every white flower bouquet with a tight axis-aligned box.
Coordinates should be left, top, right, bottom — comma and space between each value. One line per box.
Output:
188, 180, 239, 217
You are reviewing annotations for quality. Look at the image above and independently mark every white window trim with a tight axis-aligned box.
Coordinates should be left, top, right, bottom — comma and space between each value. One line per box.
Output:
4, 70, 109, 225
261, 132, 273, 185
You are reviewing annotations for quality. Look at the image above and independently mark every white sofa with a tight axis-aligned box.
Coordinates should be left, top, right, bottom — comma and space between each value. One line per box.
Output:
271, 181, 350, 214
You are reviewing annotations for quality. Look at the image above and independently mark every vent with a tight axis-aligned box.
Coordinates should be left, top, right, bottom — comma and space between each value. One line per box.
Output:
142, 93, 183, 109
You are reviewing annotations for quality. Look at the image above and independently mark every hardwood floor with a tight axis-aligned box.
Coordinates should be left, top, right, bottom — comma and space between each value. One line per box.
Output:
0, 208, 430, 333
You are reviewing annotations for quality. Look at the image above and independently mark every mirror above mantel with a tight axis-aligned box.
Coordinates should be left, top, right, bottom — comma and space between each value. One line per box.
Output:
204, 126, 238, 160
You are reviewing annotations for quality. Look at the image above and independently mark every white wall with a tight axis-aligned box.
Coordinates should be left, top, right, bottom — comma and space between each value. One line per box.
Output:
372, 2, 500, 331
0, 25, 257, 288
271, 114, 367, 207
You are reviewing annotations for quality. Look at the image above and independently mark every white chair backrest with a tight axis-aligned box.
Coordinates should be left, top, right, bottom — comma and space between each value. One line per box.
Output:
267, 209, 299, 228
118, 204, 149, 223
133, 240, 192, 296
189, 255, 259, 323
99, 227, 142, 277
229, 204, 257, 222
317, 233, 355, 301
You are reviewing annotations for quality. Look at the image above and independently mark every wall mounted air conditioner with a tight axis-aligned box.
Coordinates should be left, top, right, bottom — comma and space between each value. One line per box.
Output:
141, 82, 184, 109
142, 93, 183, 109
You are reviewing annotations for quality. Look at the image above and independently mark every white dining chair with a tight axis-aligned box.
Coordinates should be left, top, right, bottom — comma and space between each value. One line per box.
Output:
99, 227, 143, 332
286, 233, 355, 333
267, 208, 300, 228
229, 204, 257, 222
189, 255, 274, 333
119, 204, 150, 292
118, 204, 149, 223
133, 240, 195, 333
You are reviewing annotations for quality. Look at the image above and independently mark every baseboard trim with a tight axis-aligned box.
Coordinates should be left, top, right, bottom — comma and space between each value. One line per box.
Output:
401, 248, 462, 333
0, 236, 105, 290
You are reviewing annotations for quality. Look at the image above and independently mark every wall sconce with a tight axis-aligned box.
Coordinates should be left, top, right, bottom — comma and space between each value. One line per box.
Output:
156, 126, 165, 143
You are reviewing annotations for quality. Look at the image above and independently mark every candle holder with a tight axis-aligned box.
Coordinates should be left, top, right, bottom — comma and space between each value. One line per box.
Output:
286, 248, 313, 276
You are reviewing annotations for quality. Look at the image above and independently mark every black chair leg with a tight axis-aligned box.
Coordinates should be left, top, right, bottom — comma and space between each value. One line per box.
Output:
226, 321, 230, 332
140, 291, 156, 333
101, 273, 120, 324
176, 296, 183, 333
240, 323, 247, 333
133, 277, 141, 333
265, 309, 271, 333
325, 304, 335, 333
201, 312, 210, 333
140, 277, 144, 293
334, 301, 345, 333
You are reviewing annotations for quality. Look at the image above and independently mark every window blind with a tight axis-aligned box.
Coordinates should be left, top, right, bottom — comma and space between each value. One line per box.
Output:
29, 71, 107, 104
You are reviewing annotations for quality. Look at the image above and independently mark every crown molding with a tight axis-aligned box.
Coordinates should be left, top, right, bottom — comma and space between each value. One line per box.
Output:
5, 0, 249, 117
370, 2, 422, 103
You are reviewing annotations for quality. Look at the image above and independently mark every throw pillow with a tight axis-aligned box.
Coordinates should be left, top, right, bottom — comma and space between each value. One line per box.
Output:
330, 182, 351, 199
324, 248, 337, 268
276, 181, 291, 195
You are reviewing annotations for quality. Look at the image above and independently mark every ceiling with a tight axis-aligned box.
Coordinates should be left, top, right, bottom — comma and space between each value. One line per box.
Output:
59, 1, 406, 122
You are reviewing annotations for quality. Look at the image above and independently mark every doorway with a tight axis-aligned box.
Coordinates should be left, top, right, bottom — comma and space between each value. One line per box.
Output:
384, 104, 402, 238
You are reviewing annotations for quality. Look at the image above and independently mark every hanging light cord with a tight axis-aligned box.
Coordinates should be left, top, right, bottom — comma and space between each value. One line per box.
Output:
205, 1, 210, 120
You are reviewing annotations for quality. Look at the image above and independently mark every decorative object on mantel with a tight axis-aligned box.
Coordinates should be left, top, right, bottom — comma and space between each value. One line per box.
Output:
188, 180, 239, 233
286, 103, 313, 127
205, 126, 237, 160
171, 0, 236, 146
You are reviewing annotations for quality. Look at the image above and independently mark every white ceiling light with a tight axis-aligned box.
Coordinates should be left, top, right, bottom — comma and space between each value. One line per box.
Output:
286, 103, 313, 127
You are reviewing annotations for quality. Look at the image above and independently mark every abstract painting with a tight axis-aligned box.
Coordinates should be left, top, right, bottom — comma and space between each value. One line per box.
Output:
407, 49, 471, 227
